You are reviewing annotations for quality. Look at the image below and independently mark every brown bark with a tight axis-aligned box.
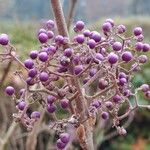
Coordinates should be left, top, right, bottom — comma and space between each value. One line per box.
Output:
50, 0, 94, 149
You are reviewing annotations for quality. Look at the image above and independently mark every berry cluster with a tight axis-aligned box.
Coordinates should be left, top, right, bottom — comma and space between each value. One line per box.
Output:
1, 18, 150, 149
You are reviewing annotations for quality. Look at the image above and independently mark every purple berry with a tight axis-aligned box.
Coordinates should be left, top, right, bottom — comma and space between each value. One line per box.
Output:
108, 52, 118, 64
76, 34, 84, 44
24, 59, 34, 69
39, 72, 49, 82
105, 18, 114, 27
38, 33, 48, 43
117, 25, 126, 34
28, 68, 37, 78
64, 48, 74, 57
102, 22, 112, 32
47, 31, 54, 39
19, 88, 25, 96
135, 42, 143, 51
94, 53, 104, 62
133, 27, 142, 36
101, 112, 109, 120
141, 84, 149, 92
47, 45, 57, 54
98, 79, 108, 90
119, 72, 127, 79
30, 50, 38, 59
83, 30, 91, 37
38, 52, 48, 62
131, 63, 140, 72
113, 95, 121, 103
123, 89, 131, 97
60, 99, 69, 109
26, 77, 35, 86
60, 56, 70, 66
55, 35, 64, 44
121, 51, 133, 62
59, 133, 70, 143
38, 28, 47, 35
87, 39, 96, 49
17, 101, 26, 110
75, 21, 85, 31
112, 42, 122, 51
5, 86, 15, 95
89, 68, 97, 77
105, 101, 113, 110
138, 55, 148, 63
136, 34, 144, 42
74, 65, 83, 75
90, 31, 101, 42
47, 104, 56, 113
31, 111, 40, 119
142, 43, 150, 52
56, 139, 66, 149
0, 34, 9, 45
47, 95, 56, 104
92, 100, 101, 108
119, 78, 127, 86
46, 20, 55, 30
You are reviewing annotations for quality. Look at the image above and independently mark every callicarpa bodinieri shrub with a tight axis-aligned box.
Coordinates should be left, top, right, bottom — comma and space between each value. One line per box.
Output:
1, 2, 150, 150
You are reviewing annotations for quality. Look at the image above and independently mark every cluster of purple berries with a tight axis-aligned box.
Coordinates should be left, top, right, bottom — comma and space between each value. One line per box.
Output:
1, 18, 150, 149
56, 133, 70, 149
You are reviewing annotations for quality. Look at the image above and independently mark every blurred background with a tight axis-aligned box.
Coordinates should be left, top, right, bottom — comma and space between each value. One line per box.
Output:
0, 0, 150, 150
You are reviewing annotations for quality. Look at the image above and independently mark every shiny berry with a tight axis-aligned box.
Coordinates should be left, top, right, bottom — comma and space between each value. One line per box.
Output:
31, 111, 40, 119
47, 95, 56, 104
138, 55, 148, 63
135, 42, 143, 51
30, 50, 38, 59
117, 25, 126, 34
87, 39, 96, 49
122, 51, 133, 62
141, 84, 149, 92
46, 20, 55, 30
98, 79, 108, 90
38, 52, 48, 62
76, 34, 84, 44
5, 86, 15, 95
108, 52, 118, 64
75, 21, 85, 31
60, 133, 70, 143
102, 22, 112, 32
60, 99, 69, 109
64, 48, 74, 57
17, 101, 26, 110
142, 43, 150, 52
101, 112, 109, 120
47, 104, 56, 113
90, 31, 101, 42
39, 72, 49, 82
38, 33, 48, 43
24, 59, 34, 69
113, 95, 121, 103
83, 29, 91, 37
74, 65, 83, 75
0, 34, 9, 45
133, 27, 142, 36
112, 42, 122, 51
28, 68, 37, 78
47, 31, 54, 39
56, 139, 66, 149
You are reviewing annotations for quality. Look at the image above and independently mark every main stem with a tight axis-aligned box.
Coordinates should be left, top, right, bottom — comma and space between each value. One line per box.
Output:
50, 0, 94, 150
